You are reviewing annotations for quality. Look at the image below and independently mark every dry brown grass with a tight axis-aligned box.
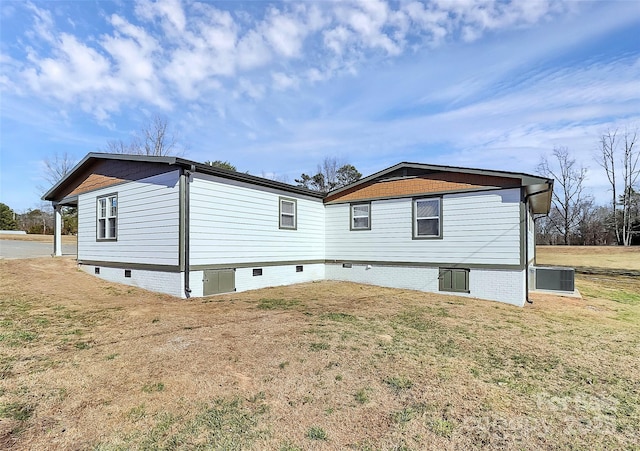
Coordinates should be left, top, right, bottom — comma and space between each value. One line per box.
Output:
1, 258, 639, 450
536, 245, 640, 271
0, 234, 77, 244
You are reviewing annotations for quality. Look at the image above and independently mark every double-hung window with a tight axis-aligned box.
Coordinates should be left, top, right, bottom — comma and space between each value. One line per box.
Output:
97, 194, 117, 240
279, 197, 297, 230
350, 202, 370, 230
413, 197, 441, 238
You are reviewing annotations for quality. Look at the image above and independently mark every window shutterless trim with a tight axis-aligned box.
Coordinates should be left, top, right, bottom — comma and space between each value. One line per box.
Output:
412, 196, 442, 240
349, 201, 371, 231
278, 197, 297, 230
96, 193, 118, 241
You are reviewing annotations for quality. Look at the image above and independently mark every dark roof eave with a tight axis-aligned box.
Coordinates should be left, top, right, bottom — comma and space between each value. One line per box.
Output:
43, 153, 324, 201
326, 161, 553, 198
42, 153, 179, 201
185, 161, 324, 198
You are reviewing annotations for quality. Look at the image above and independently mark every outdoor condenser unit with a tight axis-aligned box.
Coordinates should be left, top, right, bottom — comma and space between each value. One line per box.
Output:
531, 267, 575, 292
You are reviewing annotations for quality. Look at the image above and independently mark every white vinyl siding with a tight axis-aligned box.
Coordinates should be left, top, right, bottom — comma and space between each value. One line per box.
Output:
190, 174, 325, 266
326, 188, 522, 266
78, 170, 180, 266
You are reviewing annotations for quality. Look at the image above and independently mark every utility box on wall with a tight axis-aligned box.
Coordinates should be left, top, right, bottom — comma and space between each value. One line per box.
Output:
532, 266, 575, 292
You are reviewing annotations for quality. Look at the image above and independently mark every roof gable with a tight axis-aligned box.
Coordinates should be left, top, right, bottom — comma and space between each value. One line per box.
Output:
324, 162, 553, 214
324, 170, 522, 203
43, 153, 324, 203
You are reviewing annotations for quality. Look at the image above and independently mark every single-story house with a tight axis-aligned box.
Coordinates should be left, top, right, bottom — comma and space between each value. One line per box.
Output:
43, 153, 553, 306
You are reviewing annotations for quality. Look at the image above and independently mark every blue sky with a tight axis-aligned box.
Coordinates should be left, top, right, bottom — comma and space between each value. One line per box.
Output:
1, 0, 639, 212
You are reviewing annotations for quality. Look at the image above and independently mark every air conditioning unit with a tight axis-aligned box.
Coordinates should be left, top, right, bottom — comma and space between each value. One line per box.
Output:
530, 266, 575, 292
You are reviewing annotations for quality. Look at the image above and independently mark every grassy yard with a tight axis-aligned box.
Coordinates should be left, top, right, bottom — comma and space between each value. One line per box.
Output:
536, 245, 640, 271
0, 257, 639, 450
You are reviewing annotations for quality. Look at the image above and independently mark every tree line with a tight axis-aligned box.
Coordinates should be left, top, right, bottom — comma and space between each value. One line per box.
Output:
536, 126, 638, 246
0, 203, 77, 235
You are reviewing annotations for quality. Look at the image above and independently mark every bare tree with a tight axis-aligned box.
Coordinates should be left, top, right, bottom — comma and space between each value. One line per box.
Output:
138, 115, 180, 156
260, 171, 290, 183
42, 152, 76, 186
104, 139, 136, 154
296, 157, 361, 193
598, 129, 620, 243
596, 127, 639, 245
104, 115, 185, 157
620, 128, 639, 245
537, 147, 591, 245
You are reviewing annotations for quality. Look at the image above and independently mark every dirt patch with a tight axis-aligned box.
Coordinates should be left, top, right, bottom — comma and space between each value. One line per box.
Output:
0, 258, 639, 450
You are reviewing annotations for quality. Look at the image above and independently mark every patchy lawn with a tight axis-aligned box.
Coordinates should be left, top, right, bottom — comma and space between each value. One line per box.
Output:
0, 258, 639, 450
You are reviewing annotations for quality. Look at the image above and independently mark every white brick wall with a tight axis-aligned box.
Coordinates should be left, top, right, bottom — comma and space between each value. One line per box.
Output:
326, 263, 525, 306
80, 264, 183, 297
186, 264, 325, 297
326, 263, 440, 292
81, 262, 525, 306
234, 264, 325, 292
468, 268, 526, 306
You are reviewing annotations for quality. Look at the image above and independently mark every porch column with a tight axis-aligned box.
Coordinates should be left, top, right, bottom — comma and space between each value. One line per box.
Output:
54, 205, 62, 257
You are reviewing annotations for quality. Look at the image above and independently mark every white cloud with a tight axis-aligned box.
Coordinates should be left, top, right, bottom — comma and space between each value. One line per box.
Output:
24, 33, 110, 96
329, 0, 403, 56
272, 72, 299, 91
102, 14, 164, 104
236, 29, 272, 70
24, 1, 54, 42
261, 7, 309, 58
134, 0, 186, 34
6, 0, 583, 119
235, 78, 265, 100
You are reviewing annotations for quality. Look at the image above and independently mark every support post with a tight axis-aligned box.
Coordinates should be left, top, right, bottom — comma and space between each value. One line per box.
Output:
54, 205, 62, 257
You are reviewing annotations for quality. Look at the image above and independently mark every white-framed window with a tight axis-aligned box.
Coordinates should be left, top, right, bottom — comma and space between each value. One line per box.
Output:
350, 202, 370, 230
97, 194, 117, 240
413, 197, 441, 239
279, 197, 297, 230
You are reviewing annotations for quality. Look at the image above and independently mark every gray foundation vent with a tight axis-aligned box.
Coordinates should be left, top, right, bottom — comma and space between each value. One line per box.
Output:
531, 266, 575, 292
